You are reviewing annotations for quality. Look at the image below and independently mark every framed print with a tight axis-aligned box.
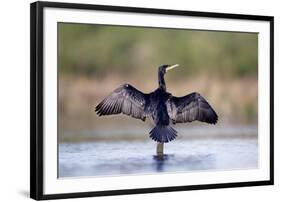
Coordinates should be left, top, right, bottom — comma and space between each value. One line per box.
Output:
30, 1, 274, 200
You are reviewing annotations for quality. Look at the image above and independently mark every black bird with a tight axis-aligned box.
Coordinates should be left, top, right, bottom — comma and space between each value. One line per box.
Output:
95, 64, 218, 143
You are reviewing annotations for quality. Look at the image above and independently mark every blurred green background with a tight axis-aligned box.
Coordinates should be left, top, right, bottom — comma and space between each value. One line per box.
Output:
58, 23, 258, 142
59, 23, 258, 78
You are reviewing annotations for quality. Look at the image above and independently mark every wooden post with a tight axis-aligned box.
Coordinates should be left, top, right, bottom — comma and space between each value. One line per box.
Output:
156, 143, 164, 156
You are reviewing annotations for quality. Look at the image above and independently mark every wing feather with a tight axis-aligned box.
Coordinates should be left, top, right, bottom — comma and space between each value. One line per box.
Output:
167, 92, 218, 124
95, 84, 148, 121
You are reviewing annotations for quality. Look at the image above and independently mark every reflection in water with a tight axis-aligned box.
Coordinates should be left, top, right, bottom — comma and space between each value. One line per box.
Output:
59, 138, 258, 178
153, 153, 215, 172
153, 154, 170, 172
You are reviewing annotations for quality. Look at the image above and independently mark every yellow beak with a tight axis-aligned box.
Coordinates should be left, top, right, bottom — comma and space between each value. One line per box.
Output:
166, 64, 179, 71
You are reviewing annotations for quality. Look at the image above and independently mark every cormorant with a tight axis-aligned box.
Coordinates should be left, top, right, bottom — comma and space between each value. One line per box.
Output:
95, 64, 218, 143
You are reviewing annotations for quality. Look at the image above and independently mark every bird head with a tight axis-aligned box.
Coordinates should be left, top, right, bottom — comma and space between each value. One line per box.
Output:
158, 64, 179, 74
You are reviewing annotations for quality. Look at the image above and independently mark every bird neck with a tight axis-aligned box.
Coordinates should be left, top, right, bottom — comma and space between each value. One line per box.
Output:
158, 71, 166, 91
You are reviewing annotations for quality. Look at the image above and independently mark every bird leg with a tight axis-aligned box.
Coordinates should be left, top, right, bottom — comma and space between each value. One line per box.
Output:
156, 143, 164, 156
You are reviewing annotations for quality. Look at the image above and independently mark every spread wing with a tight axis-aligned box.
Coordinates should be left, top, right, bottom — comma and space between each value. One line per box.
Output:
167, 92, 218, 124
95, 84, 148, 121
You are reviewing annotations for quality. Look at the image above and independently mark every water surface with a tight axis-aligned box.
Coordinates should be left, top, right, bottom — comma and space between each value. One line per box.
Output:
59, 138, 258, 178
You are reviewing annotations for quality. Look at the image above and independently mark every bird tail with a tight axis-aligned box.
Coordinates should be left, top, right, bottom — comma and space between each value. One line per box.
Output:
149, 125, 177, 143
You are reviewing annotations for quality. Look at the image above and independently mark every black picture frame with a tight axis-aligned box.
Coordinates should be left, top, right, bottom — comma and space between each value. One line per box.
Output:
30, 1, 274, 200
